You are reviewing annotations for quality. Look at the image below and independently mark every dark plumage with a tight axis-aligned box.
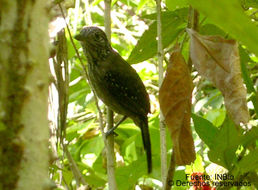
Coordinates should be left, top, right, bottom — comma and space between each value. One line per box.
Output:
75, 26, 152, 173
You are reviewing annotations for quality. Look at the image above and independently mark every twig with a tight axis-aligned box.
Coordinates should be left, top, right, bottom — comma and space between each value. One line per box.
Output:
63, 144, 90, 189
57, 3, 88, 78
156, 0, 167, 189
165, 150, 176, 190
180, 6, 193, 52
73, 0, 80, 34
84, 0, 93, 25
193, 9, 199, 31
104, 0, 118, 189
57, 3, 105, 189
58, 3, 103, 125
55, 28, 91, 188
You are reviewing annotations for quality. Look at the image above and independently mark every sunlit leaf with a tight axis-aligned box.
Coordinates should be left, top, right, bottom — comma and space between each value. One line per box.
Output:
241, 0, 258, 9
116, 157, 146, 190
84, 172, 106, 187
237, 148, 258, 173
185, 154, 204, 174
128, 8, 187, 64
208, 116, 240, 169
165, 0, 188, 11
239, 47, 258, 115
188, 29, 249, 126
66, 119, 94, 141
204, 108, 226, 127
199, 24, 226, 36
124, 141, 138, 163
240, 127, 258, 147
159, 45, 195, 165
80, 136, 104, 158
91, 0, 103, 6
192, 114, 219, 149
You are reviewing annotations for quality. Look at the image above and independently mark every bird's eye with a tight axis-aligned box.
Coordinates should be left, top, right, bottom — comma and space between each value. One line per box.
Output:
94, 33, 101, 41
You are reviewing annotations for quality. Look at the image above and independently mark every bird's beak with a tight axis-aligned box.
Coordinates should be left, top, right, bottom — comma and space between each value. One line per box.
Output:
74, 34, 83, 41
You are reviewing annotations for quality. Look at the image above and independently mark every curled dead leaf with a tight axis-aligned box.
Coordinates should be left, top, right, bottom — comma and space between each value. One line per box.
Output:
187, 29, 249, 126
159, 45, 196, 165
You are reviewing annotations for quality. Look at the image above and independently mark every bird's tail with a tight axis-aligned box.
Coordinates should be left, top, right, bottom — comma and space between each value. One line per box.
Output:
139, 117, 152, 173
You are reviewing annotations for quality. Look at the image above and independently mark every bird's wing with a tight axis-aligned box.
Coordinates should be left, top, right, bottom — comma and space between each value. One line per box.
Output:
102, 54, 150, 117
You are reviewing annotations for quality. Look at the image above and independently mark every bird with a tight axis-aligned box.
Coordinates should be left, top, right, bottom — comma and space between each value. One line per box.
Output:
75, 26, 152, 173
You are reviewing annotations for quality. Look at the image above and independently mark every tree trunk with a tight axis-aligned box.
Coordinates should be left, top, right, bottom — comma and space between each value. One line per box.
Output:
0, 0, 50, 189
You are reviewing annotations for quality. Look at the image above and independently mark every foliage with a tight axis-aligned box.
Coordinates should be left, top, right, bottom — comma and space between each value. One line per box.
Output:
49, 0, 258, 189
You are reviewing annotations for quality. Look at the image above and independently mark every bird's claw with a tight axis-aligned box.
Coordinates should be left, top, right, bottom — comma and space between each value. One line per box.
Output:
105, 129, 118, 137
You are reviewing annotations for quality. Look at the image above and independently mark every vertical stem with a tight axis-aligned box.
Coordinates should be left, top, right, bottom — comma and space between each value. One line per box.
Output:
73, 0, 80, 33
156, 0, 167, 189
187, 6, 194, 70
84, 0, 92, 25
106, 109, 117, 189
57, 4, 102, 189
193, 9, 199, 31
165, 151, 176, 190
104, 0, 111, 38
104, 0, 118, 189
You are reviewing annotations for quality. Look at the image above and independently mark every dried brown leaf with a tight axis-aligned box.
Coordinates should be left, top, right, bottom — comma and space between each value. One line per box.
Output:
187, 29, 249, 126
159, 45, 196, 165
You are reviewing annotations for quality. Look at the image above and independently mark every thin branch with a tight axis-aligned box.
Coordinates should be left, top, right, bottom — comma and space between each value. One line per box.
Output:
63, 144, 90, 189
73, 0, 80, 34
84, 0, 93, 25
55, 28, 91, 188
58, 3, 103, 123
156, 0, 167, 189
104, 0, 118, 189
57, 3, 105, 189
193, 9, 200, 31
58, 3, 88, 78
165, 150, 176, 190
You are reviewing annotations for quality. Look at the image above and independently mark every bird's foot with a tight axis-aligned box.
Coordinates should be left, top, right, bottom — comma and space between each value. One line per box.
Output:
105, 115, 128, 137
105, 129, 118, 137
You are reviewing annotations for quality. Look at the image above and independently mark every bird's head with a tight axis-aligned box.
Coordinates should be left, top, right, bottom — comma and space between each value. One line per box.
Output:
75, 26, 112, 62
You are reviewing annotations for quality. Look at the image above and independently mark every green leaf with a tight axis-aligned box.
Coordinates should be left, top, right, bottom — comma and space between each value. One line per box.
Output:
204, 108, 226, 127
137, 0, 149, 12
171, 170, 187, 190
0, 122, 6, 131
124, 141, 138, 163
188, 0, 258, 56
116, 156, 146, 190
165, 0, 188, 11
237, 148, 258, 173
242, 0, 258, 8
80, 136, 104, 158
67, 38, 77, 60
192, 113, 219, 149
84, 172, 106, 187
239, 46, 258, 115
121, 134, 138, 160
208, 116, 240, 169
240, 127, 258, 147
199, 24, 226, 36
141, 10, 181, 20
66, 119, 94, 135
66, 119, 95, 141
62, 169, 74, 186
91, 0, 103, 6
185, 154, 204, 173
69, 88, 88, 103
128, 8, 188, 64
